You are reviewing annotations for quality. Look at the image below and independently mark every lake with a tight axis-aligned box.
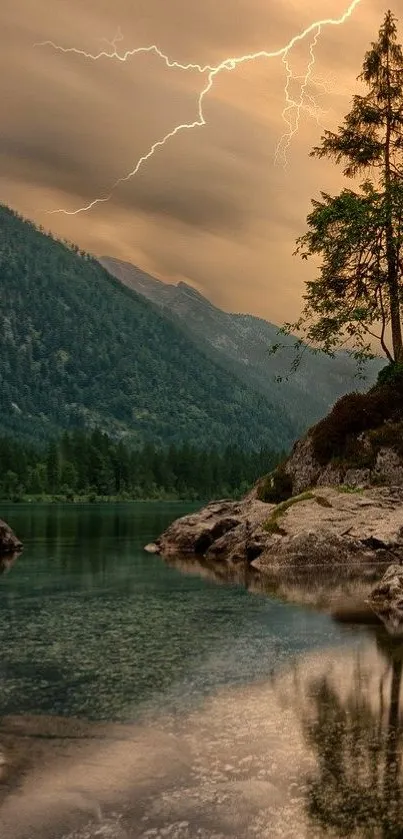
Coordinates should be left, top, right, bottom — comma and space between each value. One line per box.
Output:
0, 502, 401, 839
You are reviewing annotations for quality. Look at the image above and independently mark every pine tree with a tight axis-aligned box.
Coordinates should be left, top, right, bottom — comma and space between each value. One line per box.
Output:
282, 11, 403, 366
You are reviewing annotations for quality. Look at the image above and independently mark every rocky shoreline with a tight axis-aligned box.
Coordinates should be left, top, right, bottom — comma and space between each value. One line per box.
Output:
145, 484, 403, 575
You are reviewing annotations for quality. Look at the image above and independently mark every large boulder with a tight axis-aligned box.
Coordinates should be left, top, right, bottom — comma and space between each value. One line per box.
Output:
145, 496, 269, 562
285, 378, 403, 496
0, 519, 22, 555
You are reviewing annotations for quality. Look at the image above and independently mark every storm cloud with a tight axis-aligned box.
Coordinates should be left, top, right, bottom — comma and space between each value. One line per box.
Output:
0, 0, 393, 323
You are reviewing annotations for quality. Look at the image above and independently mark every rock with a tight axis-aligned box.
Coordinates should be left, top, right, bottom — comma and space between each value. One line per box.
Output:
374, 447, 403, 485
283, 436, 320, 495
152, 497, 270, 563
151, 487, 403, 576
283, 433, 403, 496
144, 542, 160, 554
0, 519, 22, 556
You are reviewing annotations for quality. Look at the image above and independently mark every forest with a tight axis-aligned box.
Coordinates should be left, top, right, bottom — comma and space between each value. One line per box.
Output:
0, 204, 296, 451
0, 429, 281, 502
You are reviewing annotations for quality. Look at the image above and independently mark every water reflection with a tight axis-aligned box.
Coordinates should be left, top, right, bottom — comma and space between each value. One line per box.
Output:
296, 625, 403, 838
3, 633, 403, 839
3, 505, 403, 837
0, 554, 19, 577
167, 554, 386, 620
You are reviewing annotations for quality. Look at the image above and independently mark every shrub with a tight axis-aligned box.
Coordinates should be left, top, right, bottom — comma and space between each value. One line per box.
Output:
367, 421, 403, 458
311, 392, 366, 464
377, 362, 403, 387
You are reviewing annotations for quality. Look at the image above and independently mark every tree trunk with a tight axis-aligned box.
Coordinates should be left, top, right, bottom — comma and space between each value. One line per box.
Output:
388, 270, 403, 362
384, 41, 403, 363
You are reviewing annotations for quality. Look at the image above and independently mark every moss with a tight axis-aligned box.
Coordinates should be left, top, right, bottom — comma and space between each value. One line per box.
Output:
264, 519, 288, 535
336, 485, 365, 494
257, 463, 293, 504
263, 491, 315, 533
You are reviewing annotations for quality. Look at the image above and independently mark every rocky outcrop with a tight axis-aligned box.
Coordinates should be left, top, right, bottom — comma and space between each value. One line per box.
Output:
0, 520, 22, 556
269, 378, 403, 497
146, 486, 403, 575
145, 497, 269, 564
148, 379, 403, 581
282, 434, 403, 496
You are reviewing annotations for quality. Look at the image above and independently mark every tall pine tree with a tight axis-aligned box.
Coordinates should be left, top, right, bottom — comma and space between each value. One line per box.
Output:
281, 11, 403, 366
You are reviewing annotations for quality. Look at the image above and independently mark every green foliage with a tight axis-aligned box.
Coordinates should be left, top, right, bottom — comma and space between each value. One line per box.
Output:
377, 362, 403, 386
0, 204, 295, 451
291, 184, 400, 362
274, 11, 403, 368
0, 431, 281, 502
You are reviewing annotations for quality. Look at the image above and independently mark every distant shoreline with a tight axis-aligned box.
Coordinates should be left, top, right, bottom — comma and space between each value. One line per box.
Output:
0, 495, 207, 505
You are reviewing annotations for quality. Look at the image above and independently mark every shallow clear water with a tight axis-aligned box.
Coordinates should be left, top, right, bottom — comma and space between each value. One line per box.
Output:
0, 503, 402, 839
0, 503, 355, 722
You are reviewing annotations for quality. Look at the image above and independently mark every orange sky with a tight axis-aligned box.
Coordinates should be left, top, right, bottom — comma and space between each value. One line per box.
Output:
0, 0, 395, 323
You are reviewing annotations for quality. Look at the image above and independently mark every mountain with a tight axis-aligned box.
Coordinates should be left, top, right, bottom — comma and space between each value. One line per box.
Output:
99, 256, 384, 430
0, 204, 298, 450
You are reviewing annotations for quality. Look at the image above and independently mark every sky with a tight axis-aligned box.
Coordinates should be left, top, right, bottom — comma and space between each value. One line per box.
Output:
0, 0, 394, 324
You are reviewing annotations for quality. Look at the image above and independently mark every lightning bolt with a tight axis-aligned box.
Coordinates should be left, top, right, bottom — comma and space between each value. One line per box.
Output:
35, 0, 362, 215
274, 26, 322, 168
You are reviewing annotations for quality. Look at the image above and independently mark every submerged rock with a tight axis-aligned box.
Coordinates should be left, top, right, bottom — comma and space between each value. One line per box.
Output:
0, 519, 22, 556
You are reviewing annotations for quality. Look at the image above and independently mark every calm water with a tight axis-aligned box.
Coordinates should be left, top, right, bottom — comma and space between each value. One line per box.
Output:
0, 503, 402, 839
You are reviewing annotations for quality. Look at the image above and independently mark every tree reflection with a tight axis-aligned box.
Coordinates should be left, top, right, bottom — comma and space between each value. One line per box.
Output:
302, 629, 403, 837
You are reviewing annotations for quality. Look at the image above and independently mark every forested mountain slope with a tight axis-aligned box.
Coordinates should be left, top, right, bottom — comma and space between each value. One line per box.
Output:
0, 205, 297, 449
100, 256, 383, 430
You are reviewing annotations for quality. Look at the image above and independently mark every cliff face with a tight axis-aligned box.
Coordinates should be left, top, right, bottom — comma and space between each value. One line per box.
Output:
282, 433, 403, 496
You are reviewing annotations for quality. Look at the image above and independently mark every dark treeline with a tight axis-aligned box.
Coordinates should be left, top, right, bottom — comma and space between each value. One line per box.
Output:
0, 430, 282, 501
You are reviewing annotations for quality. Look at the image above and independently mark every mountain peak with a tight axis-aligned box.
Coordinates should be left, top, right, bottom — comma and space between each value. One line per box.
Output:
100, 255, 383, 433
